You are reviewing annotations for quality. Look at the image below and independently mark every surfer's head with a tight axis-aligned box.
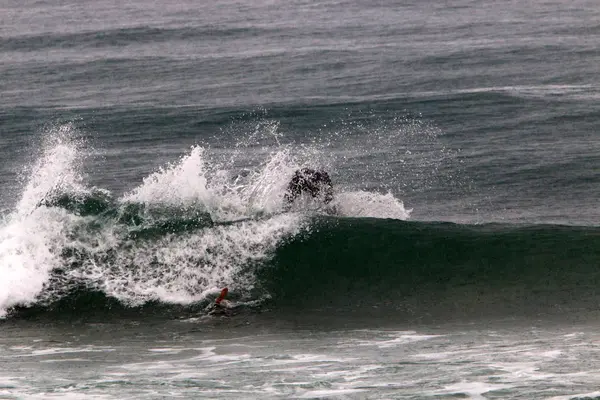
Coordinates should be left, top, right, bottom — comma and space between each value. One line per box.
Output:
284, 168, 333, 205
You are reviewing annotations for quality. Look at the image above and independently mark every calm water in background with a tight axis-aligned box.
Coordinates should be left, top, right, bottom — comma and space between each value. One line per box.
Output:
2, 0, 600, 398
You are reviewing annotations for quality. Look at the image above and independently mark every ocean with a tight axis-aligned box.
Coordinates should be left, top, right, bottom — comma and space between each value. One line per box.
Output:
2, 0, 600, 398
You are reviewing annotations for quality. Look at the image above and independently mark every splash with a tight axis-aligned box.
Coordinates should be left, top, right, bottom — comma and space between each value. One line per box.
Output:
0, 124, 87, 316
0, 208, 71, 317
121, 146, 298, 221
333, 191, 412, 220
0, 134, 309, 316
239, 149, 300, 214
0, 115, 419, 317
16, 123, 87, 216
123, 146, 212, 208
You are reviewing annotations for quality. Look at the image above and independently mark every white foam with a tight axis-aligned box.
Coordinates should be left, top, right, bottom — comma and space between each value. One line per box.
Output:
539, 350, 562, 358
548, 391, 600, 400
15, 123, 87, 217
239, 149, 299, 215
491, 360, 557, 380
312, 364, 381, 382
189, 347, 251, 363
8, 346, 33, 351
333, 191, 411, 220
0, 124, 88, 316
432, 381, 512, 399
122, 146, 298, 221
298, 388, 367, 398
0, 376, 17, 388
122, 146, 213, 209
30, 347, 115, 356
20, 392, 113, 400
564, 332, 584, 338
413, 351, 455, 360
67, 212, 304, 306
352, 331, 440, 348
376, 334, 440, 348
148, 348, 184, 354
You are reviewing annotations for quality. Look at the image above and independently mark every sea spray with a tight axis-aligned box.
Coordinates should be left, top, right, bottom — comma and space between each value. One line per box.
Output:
122, 145, 298, 221
239, 149, 300, 214
122, 146, 212, 209
333, 191, 412, 220
16, 123, 88, 217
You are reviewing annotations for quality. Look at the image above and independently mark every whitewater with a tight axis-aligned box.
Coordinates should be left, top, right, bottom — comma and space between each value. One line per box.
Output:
0, 123, 411, 317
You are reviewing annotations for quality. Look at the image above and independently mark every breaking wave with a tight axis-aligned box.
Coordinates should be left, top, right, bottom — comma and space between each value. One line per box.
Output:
0, 123, 411, 318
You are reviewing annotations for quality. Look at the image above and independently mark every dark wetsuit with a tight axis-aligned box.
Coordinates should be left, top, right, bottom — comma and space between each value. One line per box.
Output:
284, 168, 334, 205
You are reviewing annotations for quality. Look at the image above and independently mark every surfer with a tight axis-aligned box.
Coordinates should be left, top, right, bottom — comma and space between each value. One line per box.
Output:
208, 287, 232, 316
284, 168, 334, 205
215, 287, 230, 307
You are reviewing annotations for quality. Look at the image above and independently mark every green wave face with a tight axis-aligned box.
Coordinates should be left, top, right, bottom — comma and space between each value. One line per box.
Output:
261, 218, 600, 319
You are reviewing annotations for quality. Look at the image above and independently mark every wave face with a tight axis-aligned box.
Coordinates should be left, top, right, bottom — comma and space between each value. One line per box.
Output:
264, 219, 600, 319
0, 124, 410, 318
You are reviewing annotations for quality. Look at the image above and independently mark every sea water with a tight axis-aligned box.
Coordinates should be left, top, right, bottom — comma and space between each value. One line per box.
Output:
2, 0, 600, 398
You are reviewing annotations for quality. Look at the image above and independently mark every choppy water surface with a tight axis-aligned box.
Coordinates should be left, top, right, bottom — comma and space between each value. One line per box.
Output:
3, 318, 600, 399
